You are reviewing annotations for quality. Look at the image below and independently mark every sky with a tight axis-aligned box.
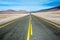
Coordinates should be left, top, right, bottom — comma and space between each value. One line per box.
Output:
0, 0, 60, 11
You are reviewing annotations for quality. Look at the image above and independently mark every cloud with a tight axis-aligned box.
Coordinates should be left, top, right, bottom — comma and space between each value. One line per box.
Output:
43, 0, 60, 6
0, 1, 19, 4
0, 5, 53, 11
0, 1, 20, 6
0, 0, 58, 7
0, 0, 56, 5
17, 0, 57, 4
36, 0, 53, 4
0, 0, 60, 11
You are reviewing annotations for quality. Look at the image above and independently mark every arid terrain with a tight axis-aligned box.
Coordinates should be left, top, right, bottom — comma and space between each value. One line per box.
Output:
0, 14, 28, 25
0, 10, 29, 25
32, 10, 60, 24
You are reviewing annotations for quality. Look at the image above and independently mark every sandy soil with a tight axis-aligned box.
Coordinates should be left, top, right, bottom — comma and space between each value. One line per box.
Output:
32, 10, 60, 24
0, 14, 29, 25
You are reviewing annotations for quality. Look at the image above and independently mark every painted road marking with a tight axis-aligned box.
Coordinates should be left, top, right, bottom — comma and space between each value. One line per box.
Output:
0, 18, 19, 28
40, 17, 60, 28
0, 16, 26, 29
0, 19, 17, 28
27, 15, 32, 40
31, 24, 32, 35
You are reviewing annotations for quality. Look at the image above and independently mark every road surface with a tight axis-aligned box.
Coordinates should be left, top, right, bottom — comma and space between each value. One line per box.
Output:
0, 15, 60, 40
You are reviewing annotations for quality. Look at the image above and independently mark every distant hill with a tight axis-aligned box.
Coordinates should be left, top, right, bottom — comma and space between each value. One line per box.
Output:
17, 10, 27, 14
0, 10, 27, 14
0, 6, 60, 13
51, 6, 60, 9
30, 6, 60, 13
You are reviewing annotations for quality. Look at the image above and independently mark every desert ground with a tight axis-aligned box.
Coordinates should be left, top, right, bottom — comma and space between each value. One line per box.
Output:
32, 10, 60, 24
0, 14, 28, 25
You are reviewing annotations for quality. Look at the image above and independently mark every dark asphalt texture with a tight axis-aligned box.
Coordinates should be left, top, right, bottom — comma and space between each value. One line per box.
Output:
0, 16, 29, 40
0, 15, 60, 40
31, 16, 60, 40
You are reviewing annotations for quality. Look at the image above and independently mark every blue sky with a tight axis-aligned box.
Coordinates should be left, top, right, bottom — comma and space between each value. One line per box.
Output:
0, 0, 60, 11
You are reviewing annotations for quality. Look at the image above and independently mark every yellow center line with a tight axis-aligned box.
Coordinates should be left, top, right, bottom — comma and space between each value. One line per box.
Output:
27, 15, 32, 40
31, 24, 32, 35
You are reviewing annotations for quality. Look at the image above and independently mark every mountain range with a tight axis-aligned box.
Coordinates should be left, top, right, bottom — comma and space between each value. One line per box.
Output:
0, 10, 27, 14
0, 6, 60, 14
30, 6, 60, 13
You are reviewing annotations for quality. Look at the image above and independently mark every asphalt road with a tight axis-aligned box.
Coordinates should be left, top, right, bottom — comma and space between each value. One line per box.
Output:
0, 15, 60, 40
31, 16, 60, 40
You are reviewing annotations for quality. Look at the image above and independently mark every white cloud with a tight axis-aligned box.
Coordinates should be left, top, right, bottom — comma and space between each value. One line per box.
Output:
0, 1, 19, 4
17, 0, 57, 5
0, 0, 57, 5
0, 5, 53, 11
